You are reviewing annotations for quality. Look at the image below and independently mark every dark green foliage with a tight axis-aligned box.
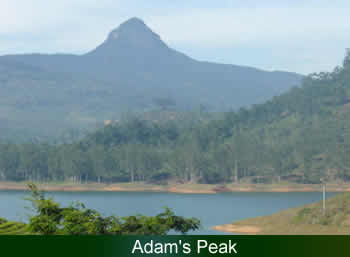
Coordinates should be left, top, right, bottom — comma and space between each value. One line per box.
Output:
87, 118, 180, 147
26, 184, 200, 235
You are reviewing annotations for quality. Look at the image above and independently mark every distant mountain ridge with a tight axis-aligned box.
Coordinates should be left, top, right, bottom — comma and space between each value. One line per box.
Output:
0, 17, 302, 139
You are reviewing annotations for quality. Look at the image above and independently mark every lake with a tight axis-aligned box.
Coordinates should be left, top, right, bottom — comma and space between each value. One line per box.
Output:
0, 190, 337, 234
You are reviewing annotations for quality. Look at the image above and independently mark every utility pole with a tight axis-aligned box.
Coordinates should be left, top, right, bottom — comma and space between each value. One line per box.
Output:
321, 178, 326, 215
323, 183, 326, 215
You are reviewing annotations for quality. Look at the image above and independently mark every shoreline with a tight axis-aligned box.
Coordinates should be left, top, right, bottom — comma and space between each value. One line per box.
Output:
212, 192, 350, 235
1, 182, 350, 194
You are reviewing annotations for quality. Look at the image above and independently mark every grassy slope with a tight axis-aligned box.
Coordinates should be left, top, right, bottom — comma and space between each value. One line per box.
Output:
214, 192, 350, 234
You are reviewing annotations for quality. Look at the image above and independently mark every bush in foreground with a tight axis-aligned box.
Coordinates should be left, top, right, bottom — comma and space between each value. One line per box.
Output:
26, 183, 200, 235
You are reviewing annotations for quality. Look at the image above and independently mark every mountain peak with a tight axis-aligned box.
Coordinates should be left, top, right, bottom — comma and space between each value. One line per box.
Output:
106, 17, 165, 47
120, 17, 146, 28
107, 17, 149, 41
88, 17, 168, 56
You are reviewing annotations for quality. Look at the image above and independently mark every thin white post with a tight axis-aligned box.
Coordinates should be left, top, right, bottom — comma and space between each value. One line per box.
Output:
323, 183, 326, 215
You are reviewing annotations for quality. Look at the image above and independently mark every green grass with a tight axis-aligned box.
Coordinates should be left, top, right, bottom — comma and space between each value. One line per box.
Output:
0, 219, 29, 235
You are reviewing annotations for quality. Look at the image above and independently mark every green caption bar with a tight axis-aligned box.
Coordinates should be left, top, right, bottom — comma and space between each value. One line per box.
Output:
0, 236, 348, 257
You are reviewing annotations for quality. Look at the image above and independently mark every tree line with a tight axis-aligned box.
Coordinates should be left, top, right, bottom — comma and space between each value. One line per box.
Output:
1, 52, 350, 184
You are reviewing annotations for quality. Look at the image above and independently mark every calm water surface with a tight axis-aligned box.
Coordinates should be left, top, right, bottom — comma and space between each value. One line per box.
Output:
0, 191, 337, 234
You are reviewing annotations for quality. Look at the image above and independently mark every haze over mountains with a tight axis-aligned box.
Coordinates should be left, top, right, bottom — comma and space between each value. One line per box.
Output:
0, 17, 302, 140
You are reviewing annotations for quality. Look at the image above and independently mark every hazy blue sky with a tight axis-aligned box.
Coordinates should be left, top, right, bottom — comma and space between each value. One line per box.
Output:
1, 0, 349, 74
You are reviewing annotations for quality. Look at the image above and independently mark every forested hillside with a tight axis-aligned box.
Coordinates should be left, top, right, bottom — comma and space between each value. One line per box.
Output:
0, 52, 349, 184
0, 59, 126, 141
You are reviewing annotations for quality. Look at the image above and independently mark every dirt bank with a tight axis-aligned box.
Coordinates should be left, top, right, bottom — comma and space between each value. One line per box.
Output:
212, 224, 261, 234
0, 182, 350, 194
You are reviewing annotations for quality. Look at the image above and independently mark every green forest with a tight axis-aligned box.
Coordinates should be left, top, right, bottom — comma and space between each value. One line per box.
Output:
1, 52, 350, 185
